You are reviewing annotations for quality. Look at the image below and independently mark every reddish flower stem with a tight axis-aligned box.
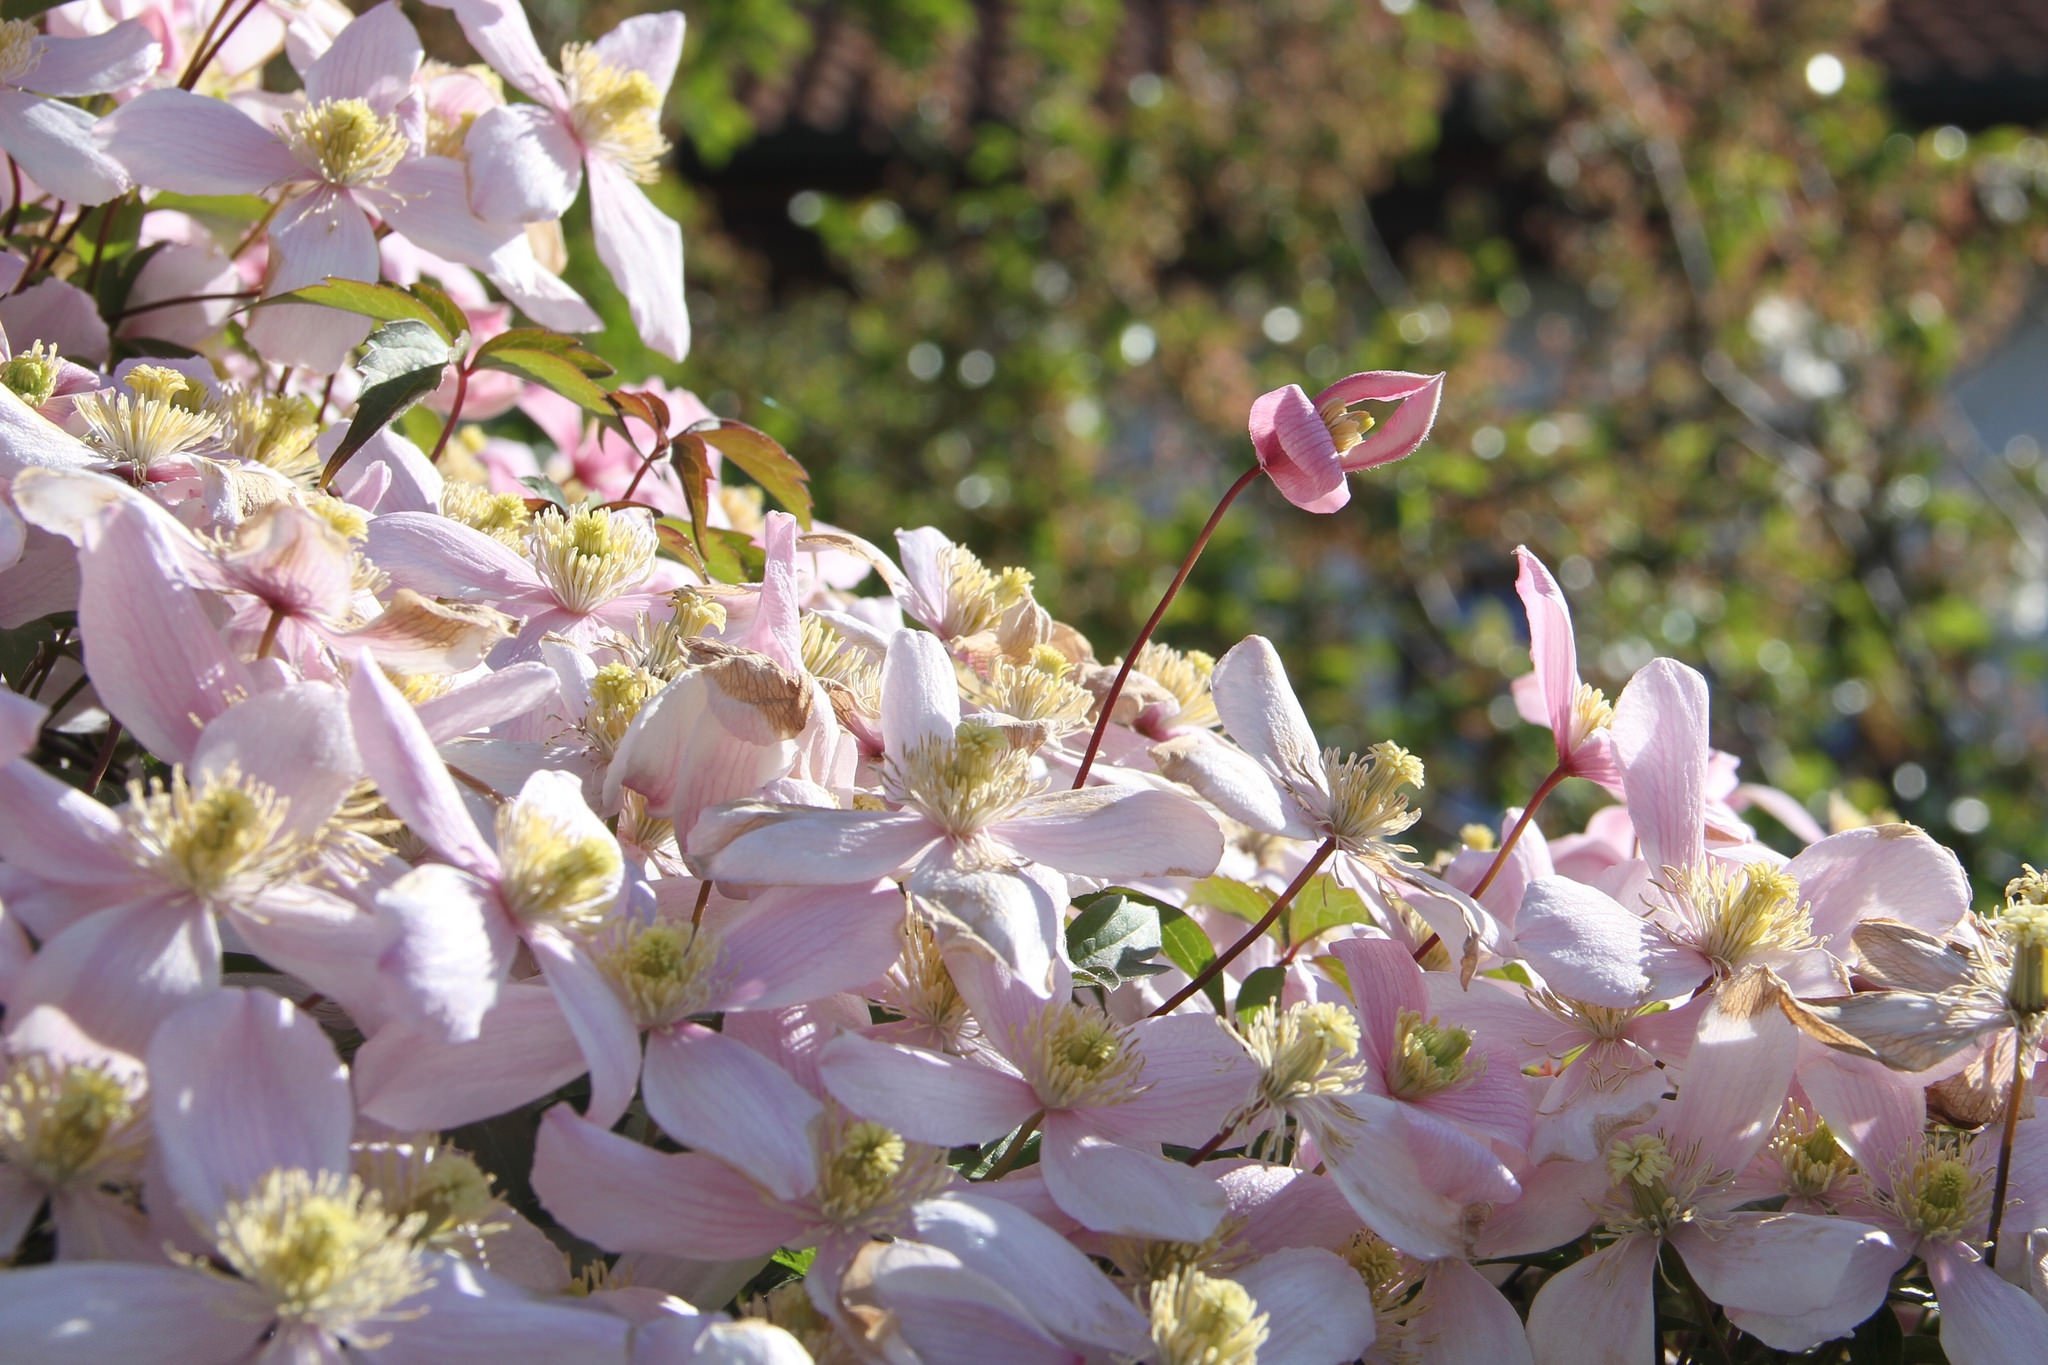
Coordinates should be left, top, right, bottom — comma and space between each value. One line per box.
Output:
1153, 837, 1338, 1017
1069, 463, 1262, 789
1412, 761, 1567, 964
429, 364, 471, 465
1986, 1033, 2029, 1268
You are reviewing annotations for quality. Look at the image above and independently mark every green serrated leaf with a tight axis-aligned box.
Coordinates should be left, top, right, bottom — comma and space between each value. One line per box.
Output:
1066, 893, 1165, 991
710, 420, 813, 528
1157, 906, 1224, 1012
408, 283, 470, 345
318, 325, 448, 487
1188, 876, 1275, 925
477, 328, 612, 374
701, 526, 766, 583
359, 319, 452, 383
1285, 875, 1374, 946
669, 431, 715, 563
519, 474, 572, 509
653, 517, 708, 576
472, 345, 614, 416
271, 277, 453, 340
1235, 965, 1285, 1021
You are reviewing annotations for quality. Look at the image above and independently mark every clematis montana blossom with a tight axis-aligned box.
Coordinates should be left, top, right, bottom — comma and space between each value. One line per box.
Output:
1248, 369, 1443, 513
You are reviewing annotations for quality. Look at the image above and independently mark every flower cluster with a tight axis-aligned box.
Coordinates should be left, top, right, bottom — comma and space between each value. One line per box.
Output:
0, 2, 2043, 1362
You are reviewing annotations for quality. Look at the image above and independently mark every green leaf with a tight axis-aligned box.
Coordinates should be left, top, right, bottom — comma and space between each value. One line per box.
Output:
519, 475, 571, 510
477, 328, 613, 374
668, 430, 715, 562
409, 283, 470, 346
701, 526, 766, 583
270, 278, 456, 339
1157, 905, 1224, 1012
1066, 892, 1166, 991
318, 322, 449, 487
358, 319, 452, 384
1188, 876, 1275, 925
1235, 965, 1285, 1021
0, 0, 68, 19
1285, 875, 1374, 946
709, 420, 813, 528
769, 1247, 817, 1277
141, 191, 273, 226
472, 344, 615, 416
653, 517, 708, 577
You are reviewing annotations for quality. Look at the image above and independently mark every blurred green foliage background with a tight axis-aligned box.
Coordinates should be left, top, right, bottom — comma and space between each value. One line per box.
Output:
496, 0, 2048, 892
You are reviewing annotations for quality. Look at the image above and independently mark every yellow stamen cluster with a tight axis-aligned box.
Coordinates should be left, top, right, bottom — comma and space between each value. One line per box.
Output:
494, 798, 623, 932
1342, 1230, 1427, 1348
2, 340, 63, 409
1389, 1008, 1481, 1099
74, 365, 222, 475
1316, 393, 1378, 457
891, 719, 1038, 838
300, 493, 369, 544
1148, 1266, 1269, 1365
283, 98, 409, 187
0, 1054, 141, 1185
1769, 1105, 1858, 1200
800, 614, 881, 704
441, 481, 533, 547
1235, 1000, 1368, 1114
1019, 1002, 1145, 1109
1599, 1132, 1698, 1234
529, 504, 658, 614
1889, 1137, 1989, 1242
1999, 872, 2048, 1015
561, 44, 668, 183
1605, 1133, 1675, 1188
1567, 680, 1615, 751
1458, 823, 1497, 853
885, 913, 975, 1049
0, 19, 41, 86
974, 648, 1093, 738
1320, 741, 1424, 854
586, 662, 661, 755
211, 1168, 429, 1335
224, 391, 322, 485
938, 544, 1035, 640
639, 592, 729, 677
421, 61, 503, 159
813, 1113, 945, 1225
598, 918, 720, 1027
1667, 861, 1816, 975
1133, 643, 1219, 729
124, 765, 298, 899
352, 1141, 502, 1249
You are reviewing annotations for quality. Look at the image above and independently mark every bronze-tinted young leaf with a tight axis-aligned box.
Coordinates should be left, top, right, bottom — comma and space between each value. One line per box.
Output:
408, 282, 470, 347
668, 430, 714, 561
270, 277, 453, 340
653, 517, 708, 577
710, 420, 812, 528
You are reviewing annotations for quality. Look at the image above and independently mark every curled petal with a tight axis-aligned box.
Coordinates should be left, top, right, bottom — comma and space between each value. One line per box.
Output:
1248, 383, 1347, 513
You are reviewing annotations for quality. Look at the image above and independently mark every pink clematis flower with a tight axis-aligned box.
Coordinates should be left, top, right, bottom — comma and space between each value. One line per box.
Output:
0, 18, 157, 205
97, 4, 525, 371
1512, 545, 1622, 788
1248, 370, 1443, 513
430, 0, 690, 360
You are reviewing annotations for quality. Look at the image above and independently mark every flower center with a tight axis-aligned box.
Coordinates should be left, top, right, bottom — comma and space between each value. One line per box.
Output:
125, 765, 297, 899
1020, 1002, 1145, 1109
1388, 1008, 1481, 1099
1319, 740, 1425, 854
1566, 680, 1614, 751
586, 662, 661, 755
1237, 1000, 1368, 1113
212, 1169, 429, 1334
352, 1140, 503, 1252
0, 1055, 139, 1185
74, 365, 222, 476
598, 919, 720, 1028
441, 482, 533, 547
0, 19, 41, 87
224, 391, 322, 484
2, 340, 62, 409
1769, 1105, 1857, 1200
1998, 895, 2048, 1016
1148, 1267, 1269, 1365
1134, 642, 1219, 728
494, 797, 622, 932
1666, 861, 1815, 974
1890, 1139, 1989, 1242
283, 98, 408, 187
1317, 394, 1377, 456
1600, 1132, 1701, 1234
936, 543, 1035, 640
891, 719, 1038, 839
528, 504, 658, 615
560, 44, 668, 182
972, 649, 1093, 739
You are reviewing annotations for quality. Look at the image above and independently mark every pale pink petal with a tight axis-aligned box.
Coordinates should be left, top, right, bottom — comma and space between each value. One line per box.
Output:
463, 102, 582, 222
880, 627, 961, 764
529, 926, 641, 1128
1408, 1259, 1534, 1365
148, 990, 351, 1224
1729, 780, 1826, 846
898, 1192, 1152, 1359
608, 666, 801, 840
1676, 1213, 1898, 1350
851, 1242, 1076, 1365
710, 880, 905, 1009
434, 0, 569, 106
1526, 1233, 1658, 1365
819, 1033, 1037, 1146
1148, 731, 1305, 836
910, 860, 1067, 1002
1788, 825, 1970, 946
1514, 545, 1581, 757
192, 682, 359, 840
1234, 1247, 1377, 1364
378, 1257, 630, 1363
1249, 383, 1348, 513
1514, 876, 1665, 1008
1320, 369, 1444, 472
589, 158, 688, 361
1330, 935, 1428, 1055
6, 899, 218, 1063
232, 886, 397, 1032
353, 983, 587, 1129
0, 91, 130, 204
379, 157, 523, 271
1795, 1043, 1927, 1174
348, 661, 497, 875
690, 803, 938, 885
246, 188, 379, 372
365, 509, 541, 603
1614, 657, 1710, 874
1210, 635, 1327, 792
0, 762, 147, 890
1669, 975, 1797, 1172
996, 785, 1221, 880
0, 1263, 264, 1362
592, 12, 686, 103
416, 662, 560, 741
482, 231, 601, 332
0, 276, 110, 365
374, 863, 515, 1043
532, 1107, 806, 1258
302, 1, 421, 110
25, 23, 161, 96
1471, 1153, 1614, 1259
1321, 1096, 1517, 1260
0, 693, 39, 764
1040, 1119, 1227, 1241
643, 1026, 821, 1201
1926, 1243, 2048, 1365
741, 512, 803, 673
0, 388, 98, 476
1085, 1013, 1259, 1146
96, 88, 302, 194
